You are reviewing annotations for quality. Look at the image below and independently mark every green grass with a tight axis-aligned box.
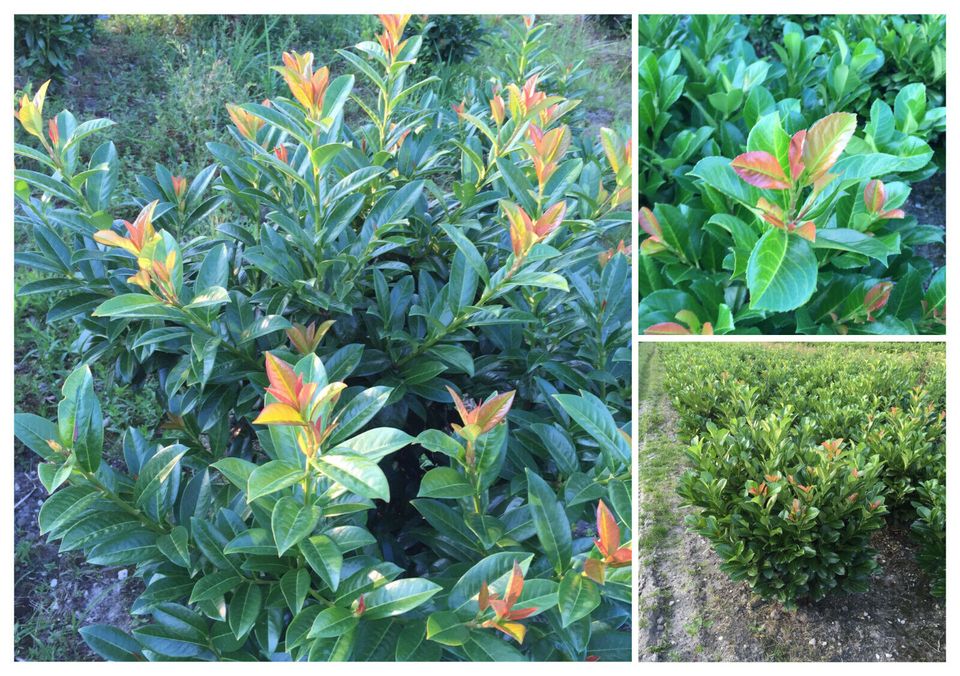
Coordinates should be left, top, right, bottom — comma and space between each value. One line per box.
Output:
637, 346, 687, 556
528, 15, 631, 127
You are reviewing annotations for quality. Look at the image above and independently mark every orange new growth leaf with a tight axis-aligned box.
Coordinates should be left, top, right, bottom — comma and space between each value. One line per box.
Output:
863, 179, 905, 220
864, 179, 886, 214
527, 124, 571, 187
171, 175, 187, 199
644, 322, 691, 335
500, 200, 566, 259
48, 119, 60, 147
521, 74, 546, 112
377, 14, 412, 60
480, 561, 537, 643
226, 103, 265, 141
595, 500, 620, 558
756, 198, 785, 228
504, 74, 547, 121
446, 386, 516, 436
864, 282, 893, 320
478, 581, 491, 612
598, 240, 631, 267
286, 320, 335, 355
594, 500, 631, 567
276, 51, 330, 119
801, 112, 857, 184
490, 94, 505, 126
731, 151, 791, 190
17, 79, 50, 140
473, 391, 516, 435
254, 402, 304, 426
94, 200, 160, 256
788, 130, 806, 180
638, 207, 666, 255
253, 352, 346, 457
583, 557, 606, 584
792, 221, 817, 242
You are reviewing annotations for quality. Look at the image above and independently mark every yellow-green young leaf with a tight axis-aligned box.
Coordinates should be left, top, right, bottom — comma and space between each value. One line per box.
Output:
425, 611, 471, 646
746, 228, 818, 312
801, 112, 857, 183
557, 570, 601, 628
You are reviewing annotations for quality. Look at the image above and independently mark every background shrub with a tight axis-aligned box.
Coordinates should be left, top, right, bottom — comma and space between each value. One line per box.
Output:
15, 14, 98, 79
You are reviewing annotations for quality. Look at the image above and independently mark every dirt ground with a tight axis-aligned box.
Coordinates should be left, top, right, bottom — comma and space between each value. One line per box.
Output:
636, 353, 946, 663
911, 172, 946, 270
13, 458, 143, 661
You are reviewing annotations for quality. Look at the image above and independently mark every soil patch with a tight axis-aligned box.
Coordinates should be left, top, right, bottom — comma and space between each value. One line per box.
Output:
14, 460, 144, 661
910, 172, 946, 270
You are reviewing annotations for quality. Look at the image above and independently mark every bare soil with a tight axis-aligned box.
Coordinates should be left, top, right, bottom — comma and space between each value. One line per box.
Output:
14, 458, 143, 661
911, 172, 946, 270
637, 359, 946, 663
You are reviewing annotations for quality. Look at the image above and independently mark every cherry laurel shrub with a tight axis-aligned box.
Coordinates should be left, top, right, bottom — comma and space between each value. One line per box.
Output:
13, 16, 633, 661
637, 15, 946, 335
663, 343, 945, 606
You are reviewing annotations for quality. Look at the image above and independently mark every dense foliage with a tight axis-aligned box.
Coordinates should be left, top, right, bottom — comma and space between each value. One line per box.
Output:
660, 343, 945, 606
13, 15, 632, 661
637, 14, 946, 335
15, 14, 98, 78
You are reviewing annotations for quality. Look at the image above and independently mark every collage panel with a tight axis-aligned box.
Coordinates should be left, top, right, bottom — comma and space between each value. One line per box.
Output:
637, 14, 946, 336
636, 342, 946, 661
11, 14, 633, 662
6, 6, 956, 668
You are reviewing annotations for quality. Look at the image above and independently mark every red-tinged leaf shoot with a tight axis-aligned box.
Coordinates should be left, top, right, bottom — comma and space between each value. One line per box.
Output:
731, 151, 791, 190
